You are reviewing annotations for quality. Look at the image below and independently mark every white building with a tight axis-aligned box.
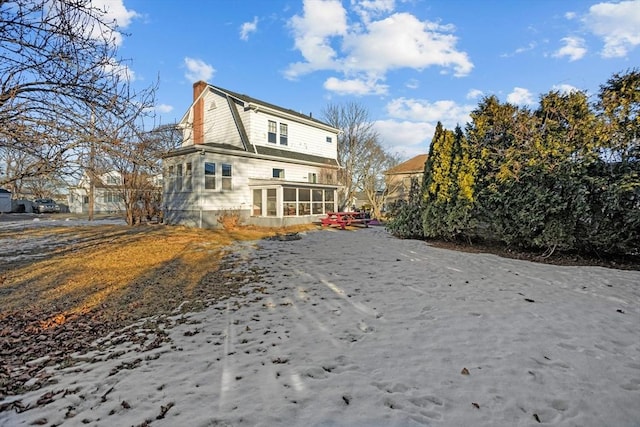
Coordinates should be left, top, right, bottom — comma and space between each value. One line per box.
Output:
68, 171, 162, 214
162, 82, 341, 228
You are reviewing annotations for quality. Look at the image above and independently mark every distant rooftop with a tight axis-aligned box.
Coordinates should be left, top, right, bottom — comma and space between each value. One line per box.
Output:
385, 154, 428, 175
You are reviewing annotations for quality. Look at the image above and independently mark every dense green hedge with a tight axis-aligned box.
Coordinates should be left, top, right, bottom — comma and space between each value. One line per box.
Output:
387, 69, 639, 257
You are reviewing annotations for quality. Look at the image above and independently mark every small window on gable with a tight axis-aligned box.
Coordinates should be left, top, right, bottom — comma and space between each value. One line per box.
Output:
280, 123, 288, 146
273, 168, 285, 179
326, 136, 332, 143
308, 173, 317, 183
268, 120, 277, 143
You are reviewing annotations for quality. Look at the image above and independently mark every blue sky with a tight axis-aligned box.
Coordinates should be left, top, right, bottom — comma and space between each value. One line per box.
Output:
103, 0, 640, 159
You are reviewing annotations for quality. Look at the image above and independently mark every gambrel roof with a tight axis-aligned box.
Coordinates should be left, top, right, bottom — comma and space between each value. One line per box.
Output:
176, 82, 340, 168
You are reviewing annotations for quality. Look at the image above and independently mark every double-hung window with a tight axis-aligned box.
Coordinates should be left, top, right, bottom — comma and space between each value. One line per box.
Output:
221, 163, 232, 190
268, 120, 277, 143
204, 162, 216, 189
273, 168, 285, 179
184, 162, 192, 191
280, 123, 288, 146
176, 164, 183, 191
167, 165, 174, 192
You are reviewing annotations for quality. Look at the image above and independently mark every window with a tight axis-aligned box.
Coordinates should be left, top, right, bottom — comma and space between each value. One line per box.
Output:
326, 136, 332, 143
280, 123, 288, 146
312, 189, 323, 214
221, 163, 232, 190
83, 196, 89, 204
176, 164, 183, 191
185, 162, 192, 191
167, 165, 174, 192
324, 189, 335, 213
266, 189, 277, 216
106, 175, 120, 185
283, 188, 297, 216
204, 162, 216, 189
104, 191, 121, 203
299, 188, 311, 215
268, 120, 277, 143
308, 173, 317, 183
253, 189, 262, 216
273, 168, 285, 179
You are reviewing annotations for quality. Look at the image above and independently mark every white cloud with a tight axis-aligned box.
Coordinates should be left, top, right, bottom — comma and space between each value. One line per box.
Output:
552, 84, 580, 94
405, 79, 420, 89
240, 17, 259, 41
385, 97, 473, 129
553, 36, 587, 61
353, 0, 395, 23
466, 89, 484, 99
90, 0, 139, 46
342, 13, 473, 77
285, 1, 473, 95
286, 0, 348, 78
565, 11, 577, 20
584, 0, 640, 57
375, 119, 435, 158
375, 97, 475, 158
323, 76, 388, 95
184, 57, 215, 82
506, 87, 535, 106
103, 58, 136, 81
154, 104, 174, 114
500, 42, 536, 58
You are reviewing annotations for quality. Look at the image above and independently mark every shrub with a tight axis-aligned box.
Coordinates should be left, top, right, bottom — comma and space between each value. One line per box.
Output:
217, 209, 243, 230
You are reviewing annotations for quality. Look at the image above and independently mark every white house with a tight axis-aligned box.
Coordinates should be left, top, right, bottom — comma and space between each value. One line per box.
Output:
162, 82, 341, 228
68, 171, 163, 214
68, 171, 126, 213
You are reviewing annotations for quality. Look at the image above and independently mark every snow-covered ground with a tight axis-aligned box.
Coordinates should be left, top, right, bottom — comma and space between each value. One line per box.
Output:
2, 227, 639, 426
0, 215, 127, 268
0, 214, 125, 230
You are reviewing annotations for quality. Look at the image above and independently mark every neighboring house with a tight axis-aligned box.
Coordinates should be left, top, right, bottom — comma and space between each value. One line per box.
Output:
162, 81, 341, 228
68, 171, 162, 214
0, 189, 10, 213
384, 154, 428, 205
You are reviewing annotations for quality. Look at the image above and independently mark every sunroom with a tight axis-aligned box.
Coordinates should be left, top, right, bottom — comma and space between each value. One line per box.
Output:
249, 179, 338, 225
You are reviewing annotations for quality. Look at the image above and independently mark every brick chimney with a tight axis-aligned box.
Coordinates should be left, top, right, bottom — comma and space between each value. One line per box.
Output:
192, 81, 207, 145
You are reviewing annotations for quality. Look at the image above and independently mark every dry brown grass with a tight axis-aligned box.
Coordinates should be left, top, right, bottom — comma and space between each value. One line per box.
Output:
0, 222, 317, 397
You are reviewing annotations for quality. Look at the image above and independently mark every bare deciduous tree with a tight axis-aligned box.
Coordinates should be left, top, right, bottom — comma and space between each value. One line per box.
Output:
322, 101, 397, 213
360, 142, 400, 219
0, 0, 155, 195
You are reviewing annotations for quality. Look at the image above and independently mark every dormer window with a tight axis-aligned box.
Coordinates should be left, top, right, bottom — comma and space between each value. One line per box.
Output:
268, 120, 277, 143
280, 123, 288, 146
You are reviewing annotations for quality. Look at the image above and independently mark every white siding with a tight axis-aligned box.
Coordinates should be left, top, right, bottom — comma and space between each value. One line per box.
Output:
202, 91, 244, 148
181, 91, 245, 149
165, 153, 334, 214
245, 109, 337, 159
181, 108, 194, 146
